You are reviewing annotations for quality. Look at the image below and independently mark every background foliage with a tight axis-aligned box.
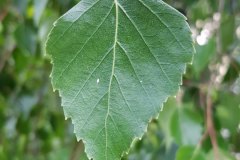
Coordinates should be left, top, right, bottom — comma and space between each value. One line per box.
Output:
0, 0, 240, 160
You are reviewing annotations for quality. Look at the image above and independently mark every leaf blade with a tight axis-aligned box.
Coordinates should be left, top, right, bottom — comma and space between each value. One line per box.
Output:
46, 0, 194, 159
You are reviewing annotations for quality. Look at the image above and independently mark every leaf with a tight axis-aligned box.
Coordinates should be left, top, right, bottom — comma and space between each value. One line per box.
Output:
46, 0, 194, 159
176, 146, 206, 160
220, 14, 235, 52
216, 91, 240, 132
13, 0, 28, 15
231, 76, 240, 94
15, 24, 37, 55
34, 0, 48, 25
158, 97, 177, 148
170, 103, 203, 146
191, 38, 216, 78
188, 0, 213, 21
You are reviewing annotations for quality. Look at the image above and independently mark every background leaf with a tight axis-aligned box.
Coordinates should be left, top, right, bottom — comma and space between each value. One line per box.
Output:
170, 103, 203, 146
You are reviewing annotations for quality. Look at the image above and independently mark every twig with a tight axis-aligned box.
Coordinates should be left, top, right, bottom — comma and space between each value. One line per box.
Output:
0, 0, 9, 22
70, 141, 84, 160
206, 90, 219, 160
196, 88, 219, 160
192, 0, 226, 159
204, 0, 225, 158
216, 0, 225, 55
0, 10, 7, 21
0, 45, 16, 73
198, 129, 208, 146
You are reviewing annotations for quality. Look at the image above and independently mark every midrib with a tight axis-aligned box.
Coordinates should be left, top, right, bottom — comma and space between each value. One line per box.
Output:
104, 0, 119, 159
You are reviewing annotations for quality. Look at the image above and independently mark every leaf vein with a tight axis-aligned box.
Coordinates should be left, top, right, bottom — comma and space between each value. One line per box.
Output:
138, 0, 189, 53
118, 4, 174, 90
104, 1, 119, 159
79, 91, 108, 130
55, 3, 114, 85
113, 75, 142, 134
50, 0, 102, 47
69, 47, 113, 106
117, 42, 157, 113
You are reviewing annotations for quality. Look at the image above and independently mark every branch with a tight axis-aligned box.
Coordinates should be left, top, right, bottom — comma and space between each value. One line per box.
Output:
0, 45, 16, 73
69, 141, 84, 160
216, 0, 225, 55
0, 0, 9, 22
0, 10, 7, 21
206, 90, 219, 160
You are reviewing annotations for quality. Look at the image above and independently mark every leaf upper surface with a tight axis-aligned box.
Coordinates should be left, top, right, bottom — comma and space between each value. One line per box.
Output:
46, 0, 194, 159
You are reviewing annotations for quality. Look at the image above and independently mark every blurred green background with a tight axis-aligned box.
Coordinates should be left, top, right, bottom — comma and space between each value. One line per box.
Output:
0, 0, 240, 159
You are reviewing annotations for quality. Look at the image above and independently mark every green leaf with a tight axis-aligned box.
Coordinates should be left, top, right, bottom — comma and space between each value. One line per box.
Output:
220, 14, 235, 52
46, 0, 194, 159
188, 0, 213, 21
34, 0, 48, 25
191, 38, 216, 78
176, 146, 206, 160
13, 0, 28, 15
15, 24, 37, 55
170, 104, 203, 146
216, 92, 240, 132
232, 76, 240, 94
158, 97, 177, 148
